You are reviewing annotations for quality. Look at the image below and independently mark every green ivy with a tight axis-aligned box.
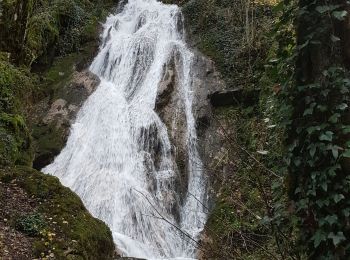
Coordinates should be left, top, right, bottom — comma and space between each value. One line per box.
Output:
269, 0, 350, 258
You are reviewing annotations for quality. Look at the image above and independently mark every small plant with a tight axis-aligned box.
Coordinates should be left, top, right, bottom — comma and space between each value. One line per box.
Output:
15, 213, 46, 236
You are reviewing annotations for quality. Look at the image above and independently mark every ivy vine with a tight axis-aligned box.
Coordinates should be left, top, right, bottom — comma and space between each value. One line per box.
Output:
271, 0, 350, 258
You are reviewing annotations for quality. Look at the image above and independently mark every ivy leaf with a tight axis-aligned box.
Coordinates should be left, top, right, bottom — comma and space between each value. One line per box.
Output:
321, 89, 330, 96
331, 146, 340, 159
332, 10, 348, 20
316, 5, 340, 13
340, 85, 350, 94
304, 107, 314, 116
333, 194, 345, 203
336, 103, 348, 110
343, 78, 350, 86
342, 126, 350, 134
342, 149, 350, 158
319, 131, 333, 141
328, 232, 346, 246
307, 126, 321, 134
294, 158, 301, 166
294, 187, 301, 194
343, 208, 350, 217
309, 145, 317, 157
316, 198, 330, 207
328, 113, 340, 123
331, 35, 341, 42
312, 230, 326, 248
317, 104, 328, 112
325, 215, 338, 225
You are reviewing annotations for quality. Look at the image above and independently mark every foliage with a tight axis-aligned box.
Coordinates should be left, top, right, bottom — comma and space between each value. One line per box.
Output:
182, 0, 274, 89
267, 0, 350, 258
0, 0, 116, 66
15, 213, 46, 236
0, 59, 35, 166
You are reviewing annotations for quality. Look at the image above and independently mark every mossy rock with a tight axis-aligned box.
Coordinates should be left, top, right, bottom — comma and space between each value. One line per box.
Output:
0, 166, 116, 259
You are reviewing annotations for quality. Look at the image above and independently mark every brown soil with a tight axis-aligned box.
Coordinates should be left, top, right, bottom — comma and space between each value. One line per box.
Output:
0, 180, 37, 259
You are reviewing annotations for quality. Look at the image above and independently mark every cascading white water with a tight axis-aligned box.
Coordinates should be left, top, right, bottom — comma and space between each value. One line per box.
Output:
43, 0, 207, 258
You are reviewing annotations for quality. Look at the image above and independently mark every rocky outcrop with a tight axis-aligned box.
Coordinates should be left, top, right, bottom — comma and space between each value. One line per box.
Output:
42, 70, 100, 128
155, 46, 225, 211
190, 49, 225, 198
0, 166, 116, 259
154, 52, 188, 216
32, 70, 100, 170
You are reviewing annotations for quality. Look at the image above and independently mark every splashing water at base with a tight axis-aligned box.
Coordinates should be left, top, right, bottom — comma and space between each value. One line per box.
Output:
43, 0, 208, 258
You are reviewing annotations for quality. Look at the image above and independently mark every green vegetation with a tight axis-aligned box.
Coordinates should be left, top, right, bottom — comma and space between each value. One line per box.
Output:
1, 0, 116, 66
0, 0, 116, 167
274, 1, 350, 258
0, 58, 35, 166
182, 0, 273, 89
15, 213, 46, 236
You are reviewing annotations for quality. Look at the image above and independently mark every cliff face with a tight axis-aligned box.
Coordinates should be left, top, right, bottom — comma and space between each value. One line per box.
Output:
0, 0, 118, 258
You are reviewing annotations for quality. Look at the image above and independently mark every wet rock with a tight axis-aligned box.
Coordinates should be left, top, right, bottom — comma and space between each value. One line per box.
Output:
32, 70, 100, 170
42, 99, 69, 127
189, 49, 226, 209
154, 46, 224, 214
41, 70, 100, 128
71, 70, 100, 95
155, 64, 175, 110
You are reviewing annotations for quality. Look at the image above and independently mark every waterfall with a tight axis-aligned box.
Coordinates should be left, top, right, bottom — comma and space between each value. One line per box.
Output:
43, 0, 208, 258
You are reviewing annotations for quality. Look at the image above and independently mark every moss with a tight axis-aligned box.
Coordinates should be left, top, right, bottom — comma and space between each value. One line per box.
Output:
0, 166, 115, 259
0, 59, 35, 166
1, 0, 116, 66
0, 113, 33, 166
0, 59, 35, 112
44, 53, 79, 91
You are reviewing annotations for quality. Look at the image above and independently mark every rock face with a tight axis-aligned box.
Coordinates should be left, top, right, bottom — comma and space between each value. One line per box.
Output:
190, 49, 225, 200
155, 46, 224, 211
32, 70, 100, 170
154, 51, 189, 217
42, 71, 100, 128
